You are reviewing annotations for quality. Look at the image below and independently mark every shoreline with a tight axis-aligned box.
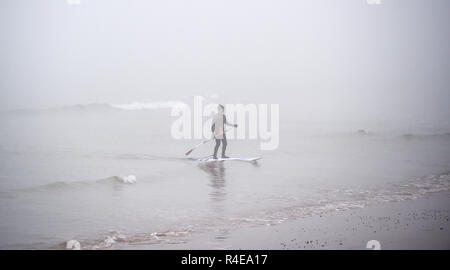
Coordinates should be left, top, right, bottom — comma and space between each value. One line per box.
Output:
123, 191, 450, 250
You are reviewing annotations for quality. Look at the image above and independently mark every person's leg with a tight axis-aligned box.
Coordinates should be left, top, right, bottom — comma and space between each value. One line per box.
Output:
221, 134, 228, 158
213, 139, 221, 159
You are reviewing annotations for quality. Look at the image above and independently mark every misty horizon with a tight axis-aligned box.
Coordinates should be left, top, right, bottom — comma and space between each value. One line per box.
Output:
1, 0, 449, 125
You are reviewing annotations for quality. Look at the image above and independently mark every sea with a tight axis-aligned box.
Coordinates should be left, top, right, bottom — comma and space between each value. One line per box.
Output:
0, 103, 449, 249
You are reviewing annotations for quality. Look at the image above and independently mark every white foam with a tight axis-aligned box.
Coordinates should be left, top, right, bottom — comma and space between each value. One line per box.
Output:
91, 232, 126, 249
66, 240, 81, 250
121, 175, 137, 184
104, 236, 116, 245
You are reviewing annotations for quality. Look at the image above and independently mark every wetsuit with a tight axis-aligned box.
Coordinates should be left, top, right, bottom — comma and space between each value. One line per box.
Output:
211, 114, 235, 158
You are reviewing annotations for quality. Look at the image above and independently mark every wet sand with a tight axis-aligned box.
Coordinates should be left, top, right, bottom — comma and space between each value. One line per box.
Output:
132, 191, 450, 250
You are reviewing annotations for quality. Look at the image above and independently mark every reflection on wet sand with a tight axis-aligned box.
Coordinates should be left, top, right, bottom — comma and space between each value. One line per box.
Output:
198, 162, 229, 244
197, 161, 261, 245
199, 162, 227, 203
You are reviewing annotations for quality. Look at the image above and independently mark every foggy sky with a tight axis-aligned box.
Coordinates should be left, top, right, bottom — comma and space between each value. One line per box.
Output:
1, 0, 449, 124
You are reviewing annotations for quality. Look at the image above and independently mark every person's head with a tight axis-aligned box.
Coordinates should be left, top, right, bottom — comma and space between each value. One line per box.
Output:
218, 104, 225, 113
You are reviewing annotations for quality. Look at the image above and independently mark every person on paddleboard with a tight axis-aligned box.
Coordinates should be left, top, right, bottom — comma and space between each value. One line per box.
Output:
211, 104, 238, 159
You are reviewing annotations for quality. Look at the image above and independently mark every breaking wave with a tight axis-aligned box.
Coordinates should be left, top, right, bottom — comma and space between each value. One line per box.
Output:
111, 101, 186, 110
2, 101, 187, 115
7, 175, 138, 194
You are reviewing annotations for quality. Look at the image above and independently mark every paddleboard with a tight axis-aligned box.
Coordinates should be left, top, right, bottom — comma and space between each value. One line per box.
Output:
197, 157, 262, 163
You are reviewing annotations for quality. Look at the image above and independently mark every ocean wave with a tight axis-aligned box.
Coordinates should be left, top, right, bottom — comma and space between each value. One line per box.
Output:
3, 101, 187, 115
97, 175, 137, 184
232, 171, 450, 228
5, 175, 138, 195
75, 227, 194, 250
111, 101, 186, 110
91, 231, 127, 249
399, 132, 450, 141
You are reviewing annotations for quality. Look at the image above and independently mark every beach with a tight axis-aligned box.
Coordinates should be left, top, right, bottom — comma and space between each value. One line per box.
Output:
123, 191, 450, 250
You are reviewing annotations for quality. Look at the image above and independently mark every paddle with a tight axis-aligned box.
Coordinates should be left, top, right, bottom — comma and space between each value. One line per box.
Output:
184, 128, 234, 156
185, 139, 213, 156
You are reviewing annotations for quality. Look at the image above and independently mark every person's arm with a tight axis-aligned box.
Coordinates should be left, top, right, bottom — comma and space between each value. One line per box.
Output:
223, 115, 238, 128
210, 118, 217, 139
210, 122, 216, 139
